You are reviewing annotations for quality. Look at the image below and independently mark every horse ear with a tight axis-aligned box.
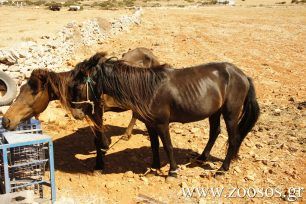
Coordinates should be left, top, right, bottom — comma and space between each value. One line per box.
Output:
27, 69, 48, 93
75, 52, 107, 74
88, 52, 107, 66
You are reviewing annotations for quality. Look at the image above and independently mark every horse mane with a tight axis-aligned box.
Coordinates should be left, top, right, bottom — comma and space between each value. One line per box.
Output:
74, 52, 107, 73
98, 59, 169, 120
30, 69, 73, 111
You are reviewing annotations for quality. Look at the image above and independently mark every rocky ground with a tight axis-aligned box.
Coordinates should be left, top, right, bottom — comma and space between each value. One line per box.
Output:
1, 2, 305, 204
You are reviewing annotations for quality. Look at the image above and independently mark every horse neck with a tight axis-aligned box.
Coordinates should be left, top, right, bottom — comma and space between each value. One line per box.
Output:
98, 62, 166, 119
100, 62, 157, 96
47, 71, 72, 105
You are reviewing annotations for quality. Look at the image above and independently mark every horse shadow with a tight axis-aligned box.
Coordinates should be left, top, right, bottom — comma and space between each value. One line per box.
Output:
53, 125, 207, 174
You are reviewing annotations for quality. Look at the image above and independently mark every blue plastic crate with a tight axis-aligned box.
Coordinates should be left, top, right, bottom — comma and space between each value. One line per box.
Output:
0, 118, 56, 203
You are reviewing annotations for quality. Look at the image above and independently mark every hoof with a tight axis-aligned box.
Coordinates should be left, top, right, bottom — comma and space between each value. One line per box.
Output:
168, 170, 178, 178
196, 154, 209, 163
94, 164, 104, 171
122, 134, 131, 141
214, 166, 228, 177
214, 170, 225, 177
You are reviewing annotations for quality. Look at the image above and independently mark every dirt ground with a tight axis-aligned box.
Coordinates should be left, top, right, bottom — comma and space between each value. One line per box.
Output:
1, 3, 306, 204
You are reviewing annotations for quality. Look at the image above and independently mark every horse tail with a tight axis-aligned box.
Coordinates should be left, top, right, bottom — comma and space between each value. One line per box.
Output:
237, 77, 260, 146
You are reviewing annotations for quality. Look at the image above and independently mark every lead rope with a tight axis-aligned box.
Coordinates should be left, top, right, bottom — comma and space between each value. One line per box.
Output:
72, 74, 96, 114
82, 63, 123, 154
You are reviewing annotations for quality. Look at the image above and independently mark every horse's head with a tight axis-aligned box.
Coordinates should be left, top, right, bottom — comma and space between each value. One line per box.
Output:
121, 47, 161, 68
69, 52, 107, 114
2, 69, 51, 130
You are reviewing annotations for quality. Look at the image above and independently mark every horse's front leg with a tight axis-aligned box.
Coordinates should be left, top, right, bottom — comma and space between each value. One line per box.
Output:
88, 106, 109, 171
145, 124, 160, 170
94, 129, 109, 170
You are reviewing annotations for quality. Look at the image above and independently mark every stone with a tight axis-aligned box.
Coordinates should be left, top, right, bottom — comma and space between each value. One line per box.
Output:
234, 166, 242, 173
124, 171, 134, 178
288, 147, 298, 153
180, 165, 187, 170
190, 127, 200, 133
262, 160, 268, 165
140, 176, 149, 185
268, 140, 278, 145
174, 129, 184, 134
244, 142, 253, 147
0, 64, 8, 71
9, 65, 20, 72
246, 172, 256, 181
180, 181, 188, 189
105, 182, 115, 189
273, 108, 281, 116
279, 143, 287, 149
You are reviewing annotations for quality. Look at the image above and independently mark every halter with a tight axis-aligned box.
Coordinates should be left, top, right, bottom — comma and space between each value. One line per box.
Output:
72, 74, 98, 114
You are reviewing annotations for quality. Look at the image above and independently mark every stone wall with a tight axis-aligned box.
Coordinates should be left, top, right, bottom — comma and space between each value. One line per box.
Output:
0, 8, 143, 85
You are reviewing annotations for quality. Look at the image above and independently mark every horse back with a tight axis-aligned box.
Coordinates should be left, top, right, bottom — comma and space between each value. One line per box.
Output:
151, 63, 247, 123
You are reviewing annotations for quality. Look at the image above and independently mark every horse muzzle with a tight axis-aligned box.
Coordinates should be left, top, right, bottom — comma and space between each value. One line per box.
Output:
2, 117, 11, 130
70, 108, 86, 120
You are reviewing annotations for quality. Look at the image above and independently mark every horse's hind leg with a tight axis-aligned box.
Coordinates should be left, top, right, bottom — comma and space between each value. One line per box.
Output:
197, 111, 221, 162
156, 123, 178, 177
218, 109, 241, 172
123, 113, 137, 141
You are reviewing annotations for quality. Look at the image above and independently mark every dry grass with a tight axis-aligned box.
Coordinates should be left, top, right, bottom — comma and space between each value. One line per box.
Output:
91, 0, 136, 9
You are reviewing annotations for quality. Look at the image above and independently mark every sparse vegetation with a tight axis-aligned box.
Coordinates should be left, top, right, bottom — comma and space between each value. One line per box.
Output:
21, 36, 36, 42
197, 0, 218, 5
291, 0, 306, 3
45, 1, 61, 7
151, 2, 161, 7
91, 0, 136, 9
63, 0, 82, 7
23, 0, 46, 6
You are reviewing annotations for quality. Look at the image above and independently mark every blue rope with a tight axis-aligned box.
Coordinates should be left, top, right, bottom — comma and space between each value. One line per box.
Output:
84, 76, 98, 101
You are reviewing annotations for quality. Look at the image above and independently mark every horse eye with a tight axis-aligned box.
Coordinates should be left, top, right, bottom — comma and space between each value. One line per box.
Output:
27, 81, 39, 94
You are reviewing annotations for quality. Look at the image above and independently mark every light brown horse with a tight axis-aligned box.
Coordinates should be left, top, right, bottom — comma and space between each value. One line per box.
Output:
2, 48, 163, 170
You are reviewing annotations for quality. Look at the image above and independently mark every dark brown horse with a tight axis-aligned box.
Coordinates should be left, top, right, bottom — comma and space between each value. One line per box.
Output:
103, 47, 162, 139
70, 52, 260, 178
2, 48, 162, 170
71, 47, 164, 140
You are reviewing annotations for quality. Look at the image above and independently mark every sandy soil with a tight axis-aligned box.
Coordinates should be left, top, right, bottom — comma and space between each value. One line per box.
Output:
1, 3, 306, 204
0, 7, 130, 48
